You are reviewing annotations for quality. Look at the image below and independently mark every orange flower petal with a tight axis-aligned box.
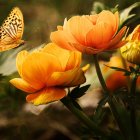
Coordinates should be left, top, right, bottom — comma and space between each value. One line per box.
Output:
85, 46, 105, 54
69, 43, 105, 54
47, 68, 86, 87
10, 78, 37, 93
82, 64, 90, 72
129, 24, 140, 41
68, 43, 87, 53
57, 25, 63, 30
65, 51, 81, 70
97, 11, 118, 33
114, 11, 119, 35
42, 43, 82, 71
86, 15, 98, 25
108, 26, 127, 49
26, 87, 66, 105
86, 22, 113, 47
68, 16, 94, 45
16, 50, 29, 77
50, 30, 77, 51
106, 71, 127, 91
22, 52, 62, 90
63, 18, 81, 44
42, 43, 71, 71
111, 40, 127, 50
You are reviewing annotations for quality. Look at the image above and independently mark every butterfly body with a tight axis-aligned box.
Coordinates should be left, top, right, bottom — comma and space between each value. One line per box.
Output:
0, 7, 24, 52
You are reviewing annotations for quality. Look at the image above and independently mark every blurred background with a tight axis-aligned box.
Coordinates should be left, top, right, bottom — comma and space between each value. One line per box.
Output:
0, 0, 140, 140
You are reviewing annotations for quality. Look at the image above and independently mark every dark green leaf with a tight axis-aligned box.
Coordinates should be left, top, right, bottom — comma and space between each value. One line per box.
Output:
71, 99, 83, 111
96, 95, 109, 111
92, 107, 107, 125
105, 65, 129, 72
124, 71, 131, 76
69, 84, 90, 99
120, 2, 140, 27
91, 2, 106, 14
129, 66, 135, 73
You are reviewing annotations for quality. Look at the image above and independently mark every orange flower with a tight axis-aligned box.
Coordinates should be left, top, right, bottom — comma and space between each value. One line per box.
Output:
103, 56, 127, 91
103, 55, 140, 91
106, 71, 127, 91
51, 10, 127, 54
10, 43, 87, 105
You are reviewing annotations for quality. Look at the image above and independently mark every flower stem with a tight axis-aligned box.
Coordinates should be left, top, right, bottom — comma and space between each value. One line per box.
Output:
93, 55, 109, 94
130, 65, 139, 140
93, 54, 128, 140
61, 96, 107, 138
119, 50, 131, 90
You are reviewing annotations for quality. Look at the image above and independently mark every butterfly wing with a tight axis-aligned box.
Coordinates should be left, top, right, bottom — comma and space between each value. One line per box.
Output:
0, 7, 24, 51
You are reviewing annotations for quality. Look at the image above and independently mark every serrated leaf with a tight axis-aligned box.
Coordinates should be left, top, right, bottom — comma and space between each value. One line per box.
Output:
69, 84, 90, 99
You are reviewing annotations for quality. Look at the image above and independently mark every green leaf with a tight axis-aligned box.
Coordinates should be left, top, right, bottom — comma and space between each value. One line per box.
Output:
69, 84, 90, 99
105, 64, 133, 76
124, 71, 131, 76
71, 99, 83, 111
129, 66, 135, 73
110, 97, 133, 138
97, 95, 109, 111
105, 65, 130, 73
91, 2, 106, 14
120, 2, 140, 27
92, 107, 107, 125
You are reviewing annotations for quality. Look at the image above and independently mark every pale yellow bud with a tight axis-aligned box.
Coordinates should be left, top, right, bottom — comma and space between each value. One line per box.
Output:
121, 41, 140, 64
120, 24, 140, 65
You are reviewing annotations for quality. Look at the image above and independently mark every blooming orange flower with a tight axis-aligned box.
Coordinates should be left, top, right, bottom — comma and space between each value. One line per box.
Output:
51, 10, 127, 54
10, 43, 87, 105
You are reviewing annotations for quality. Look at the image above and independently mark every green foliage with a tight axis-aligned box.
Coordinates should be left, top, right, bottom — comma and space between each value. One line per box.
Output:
120, 2, 140, 28
69, 84, 90, 99
104, 64, 140, 76
105, 64, 131, 75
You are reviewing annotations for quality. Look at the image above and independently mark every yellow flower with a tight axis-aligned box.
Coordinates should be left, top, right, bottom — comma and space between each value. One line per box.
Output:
121, 25, 140, 64
10, 43, 87, 105
51, 10, 127, 54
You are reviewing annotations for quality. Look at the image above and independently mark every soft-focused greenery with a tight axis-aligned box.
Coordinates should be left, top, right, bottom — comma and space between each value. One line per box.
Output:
0, 0, 140, 140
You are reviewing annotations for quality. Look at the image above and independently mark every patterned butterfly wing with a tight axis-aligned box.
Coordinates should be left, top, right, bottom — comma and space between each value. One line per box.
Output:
0, 7, 24, 52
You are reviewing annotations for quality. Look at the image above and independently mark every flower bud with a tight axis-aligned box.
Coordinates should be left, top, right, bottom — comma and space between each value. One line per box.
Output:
121, 25, 140, 65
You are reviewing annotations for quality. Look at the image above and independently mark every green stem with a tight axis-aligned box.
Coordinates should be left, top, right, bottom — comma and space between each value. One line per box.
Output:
130, 65, 139, 140
93, 55, 109, 93
93, 54, 128, 140
130, 65, 139, 95
119, 50, 131, 90
61, 96, 106, 138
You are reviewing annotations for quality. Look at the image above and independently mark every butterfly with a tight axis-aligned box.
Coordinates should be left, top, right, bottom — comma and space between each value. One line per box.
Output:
0, 7, 24, 52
